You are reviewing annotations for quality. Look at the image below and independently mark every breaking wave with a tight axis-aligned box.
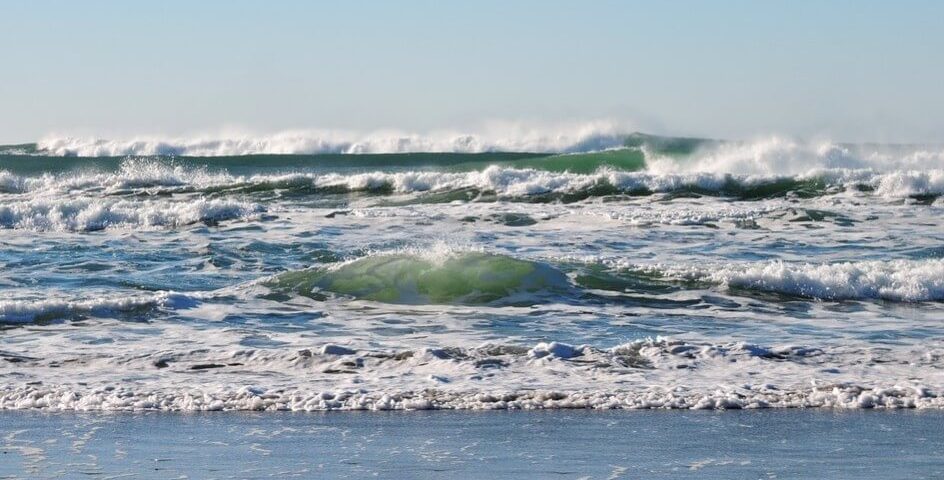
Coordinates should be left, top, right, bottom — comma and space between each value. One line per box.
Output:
3, 158, 944, 201
32, 123, 631, 156
612, 258, 944, 302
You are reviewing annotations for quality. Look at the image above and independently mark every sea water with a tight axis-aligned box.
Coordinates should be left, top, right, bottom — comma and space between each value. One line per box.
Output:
1, 130, 943, 411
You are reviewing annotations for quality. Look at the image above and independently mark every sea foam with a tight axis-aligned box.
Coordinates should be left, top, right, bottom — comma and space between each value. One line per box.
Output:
0, 337, 939, 411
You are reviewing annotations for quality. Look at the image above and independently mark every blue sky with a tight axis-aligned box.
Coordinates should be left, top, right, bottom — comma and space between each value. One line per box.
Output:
2, 0, 943, 143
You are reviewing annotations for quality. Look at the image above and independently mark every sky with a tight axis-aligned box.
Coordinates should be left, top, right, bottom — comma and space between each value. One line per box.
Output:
2, 0, 943, 144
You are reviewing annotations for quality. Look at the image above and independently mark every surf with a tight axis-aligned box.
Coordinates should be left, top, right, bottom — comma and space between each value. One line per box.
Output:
269, 252, 573, 305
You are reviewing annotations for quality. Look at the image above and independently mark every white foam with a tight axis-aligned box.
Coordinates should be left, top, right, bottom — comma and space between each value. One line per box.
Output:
0, 337, 939, 411
3, 384, 938, 411
871, 170, 944, 197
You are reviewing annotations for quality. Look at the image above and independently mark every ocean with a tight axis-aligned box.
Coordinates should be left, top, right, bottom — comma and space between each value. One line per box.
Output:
1, 130, 943, 411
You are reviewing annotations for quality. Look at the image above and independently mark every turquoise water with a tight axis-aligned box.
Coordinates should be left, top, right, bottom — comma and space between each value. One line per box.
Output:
1, 133, 944, 410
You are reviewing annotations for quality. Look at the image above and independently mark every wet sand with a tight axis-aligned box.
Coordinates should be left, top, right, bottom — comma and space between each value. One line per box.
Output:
1, 409, 942, 479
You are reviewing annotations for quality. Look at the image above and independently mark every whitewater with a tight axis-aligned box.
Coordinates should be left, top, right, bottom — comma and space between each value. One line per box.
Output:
2, 129, 944, 411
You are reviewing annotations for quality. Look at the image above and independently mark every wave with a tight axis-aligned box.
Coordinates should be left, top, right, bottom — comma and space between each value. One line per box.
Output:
270, 251, 572, 305
0, 197, 263, 232
611, 259, 944, 302
5, 158, 944, 201
0, 291, 199, 324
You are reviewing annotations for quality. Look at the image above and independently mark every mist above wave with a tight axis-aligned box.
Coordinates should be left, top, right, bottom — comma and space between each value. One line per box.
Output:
35, 123, 630, 157
647, 136, 944, 176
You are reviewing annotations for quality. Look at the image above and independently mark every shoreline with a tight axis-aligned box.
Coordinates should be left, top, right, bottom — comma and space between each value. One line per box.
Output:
3, 409, 943, 479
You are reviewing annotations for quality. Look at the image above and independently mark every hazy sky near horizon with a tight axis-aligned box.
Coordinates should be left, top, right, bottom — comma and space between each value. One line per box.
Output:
2, 0, 943, 143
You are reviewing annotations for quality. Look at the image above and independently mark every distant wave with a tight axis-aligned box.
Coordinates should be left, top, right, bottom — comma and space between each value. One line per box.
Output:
33, 123, 630, 156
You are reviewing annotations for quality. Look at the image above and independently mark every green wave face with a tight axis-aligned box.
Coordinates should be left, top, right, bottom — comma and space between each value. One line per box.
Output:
445, 149, 647, 174
271, 253, 571, 305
